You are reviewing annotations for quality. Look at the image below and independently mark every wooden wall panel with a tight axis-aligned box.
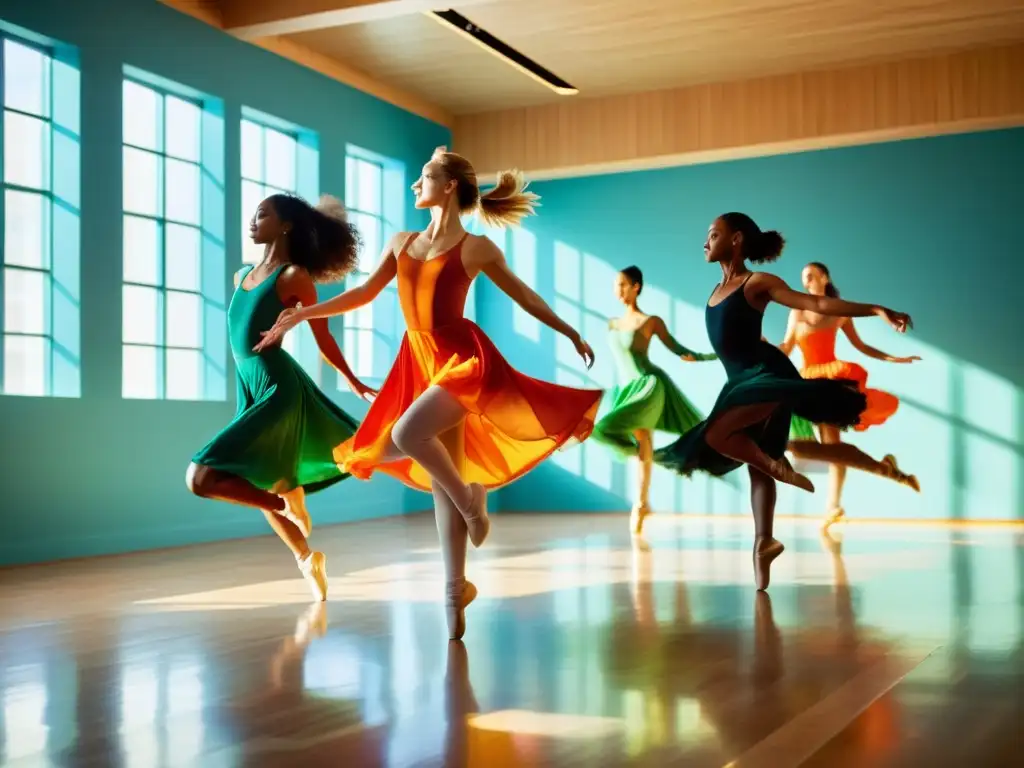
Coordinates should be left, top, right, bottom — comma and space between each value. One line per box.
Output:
453, 43, 1024, 179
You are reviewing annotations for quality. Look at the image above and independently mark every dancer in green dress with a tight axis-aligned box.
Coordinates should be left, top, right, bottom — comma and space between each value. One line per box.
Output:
653, 213, 913, 591
592, 266, 716, 534
186, 194, 376, 602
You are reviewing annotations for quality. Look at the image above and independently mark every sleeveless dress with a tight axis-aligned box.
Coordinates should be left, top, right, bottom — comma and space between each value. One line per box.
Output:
653, 275, 868, 477
192, 264, 359, 493
591, 325, 705, 458
333, 233, 603, 491
789, 326, 900, 440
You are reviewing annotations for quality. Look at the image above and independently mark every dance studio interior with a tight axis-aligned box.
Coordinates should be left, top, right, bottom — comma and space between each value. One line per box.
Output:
0, 0, 1021, 765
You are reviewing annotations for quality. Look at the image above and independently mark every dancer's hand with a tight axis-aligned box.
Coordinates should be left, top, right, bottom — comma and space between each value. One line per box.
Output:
347, 377, 378, 403
254, 305, 304, 352
891, 355, 921, 363
875, 307, 912, 333
571, 333, 595, 369
681, 353, 696, 362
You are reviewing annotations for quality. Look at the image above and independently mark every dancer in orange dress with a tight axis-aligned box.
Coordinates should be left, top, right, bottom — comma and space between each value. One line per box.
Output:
780, 262, 920, 526
254, 146, 601, 638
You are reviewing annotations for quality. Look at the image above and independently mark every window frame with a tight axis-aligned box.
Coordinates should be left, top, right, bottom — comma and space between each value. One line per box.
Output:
0, 27, 80, 398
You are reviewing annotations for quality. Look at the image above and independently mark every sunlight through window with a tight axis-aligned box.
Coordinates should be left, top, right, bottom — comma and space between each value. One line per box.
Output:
2, 33, 80, 397
121, 71, 226, 401
342, 146, 404, 385
2, 663, 48, 760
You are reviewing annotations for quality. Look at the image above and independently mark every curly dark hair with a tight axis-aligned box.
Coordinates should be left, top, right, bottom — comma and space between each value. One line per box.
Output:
719, 212, 785, 264
265, 193, 362, 282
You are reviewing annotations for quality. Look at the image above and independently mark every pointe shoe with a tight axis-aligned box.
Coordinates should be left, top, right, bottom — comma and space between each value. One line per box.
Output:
281, 488, 312, 538
298, 551, 328, 602
753, 537, 785, 591
461, 483, 490, 548
768, 457, 815, 492
882, 455, 920, 492
823, 506, 846, 529
446, 579, 478, 640
630, 502, 652, 535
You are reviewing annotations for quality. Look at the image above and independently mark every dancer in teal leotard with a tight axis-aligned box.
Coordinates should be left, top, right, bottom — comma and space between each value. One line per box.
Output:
187, 194, 376, 602
654, 213, 913, 590
592, 266, 716, 534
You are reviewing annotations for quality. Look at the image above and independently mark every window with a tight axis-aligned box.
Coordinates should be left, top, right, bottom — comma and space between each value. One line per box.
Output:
342, 145, 404, 385
240, 108, 320, 379
1, 31, 80, 397
121, 70, 226, 400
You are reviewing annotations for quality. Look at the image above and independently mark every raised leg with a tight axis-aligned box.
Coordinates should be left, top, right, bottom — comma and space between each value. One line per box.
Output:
392, 385, 490, 546
821, 424, 847, 523
186, 463, 325, 600
705, 402, 814, 492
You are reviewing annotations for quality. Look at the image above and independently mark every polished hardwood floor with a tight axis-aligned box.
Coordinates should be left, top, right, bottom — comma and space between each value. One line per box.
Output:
0, 512, 1020, 767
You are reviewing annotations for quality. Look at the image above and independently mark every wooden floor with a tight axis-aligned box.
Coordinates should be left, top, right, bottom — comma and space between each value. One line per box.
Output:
0, 513, 1020, 767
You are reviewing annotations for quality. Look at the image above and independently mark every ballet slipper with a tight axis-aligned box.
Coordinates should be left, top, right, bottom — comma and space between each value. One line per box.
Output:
298, 551, 328, 602
882, 455, 920, 492
767, 457, 815, 492
753, 537, 785, 591
630, 502, 652, 535
460, 483, 490, 548
446, 579, 478, 640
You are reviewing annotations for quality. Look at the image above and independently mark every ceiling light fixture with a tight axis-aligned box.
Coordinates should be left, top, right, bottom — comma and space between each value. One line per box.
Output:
427, 9, 578, 96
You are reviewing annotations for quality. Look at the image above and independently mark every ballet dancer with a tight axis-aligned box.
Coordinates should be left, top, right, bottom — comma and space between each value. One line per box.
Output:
592, 265, 716, 534
780, 261, 920, 526
254, 146, 602, 638
186, 194, 375, 602
653, 213, 912, 590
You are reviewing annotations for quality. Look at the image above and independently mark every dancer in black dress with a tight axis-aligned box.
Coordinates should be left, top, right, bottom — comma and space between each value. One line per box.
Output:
654, 213, 912, 590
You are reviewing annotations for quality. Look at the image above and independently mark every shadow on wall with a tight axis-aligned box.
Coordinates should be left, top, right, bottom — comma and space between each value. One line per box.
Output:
472, 131, 1024, 523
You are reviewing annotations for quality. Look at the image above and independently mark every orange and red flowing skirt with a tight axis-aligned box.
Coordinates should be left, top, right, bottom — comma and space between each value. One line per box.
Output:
800, 359, 898, 431
333, 318, 603, 492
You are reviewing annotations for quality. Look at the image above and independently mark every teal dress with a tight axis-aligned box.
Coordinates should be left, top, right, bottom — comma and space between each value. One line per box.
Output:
591, 326, 706, 458
654, 275, 866, 477
192, 264, 359, 493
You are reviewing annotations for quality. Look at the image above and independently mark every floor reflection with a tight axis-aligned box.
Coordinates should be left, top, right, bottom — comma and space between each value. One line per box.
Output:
0, 514, 1019, 767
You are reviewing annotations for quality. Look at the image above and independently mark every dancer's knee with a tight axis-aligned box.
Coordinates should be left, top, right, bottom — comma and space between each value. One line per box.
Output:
185, 462, 213, 497
391, 415, 418, 456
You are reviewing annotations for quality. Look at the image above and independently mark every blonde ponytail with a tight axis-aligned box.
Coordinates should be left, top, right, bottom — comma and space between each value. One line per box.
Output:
477, 169, 539, 228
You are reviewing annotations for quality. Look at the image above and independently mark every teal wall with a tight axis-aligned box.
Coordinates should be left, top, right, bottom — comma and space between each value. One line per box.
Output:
480, 128, 1024, 522
0, 0, 449, 565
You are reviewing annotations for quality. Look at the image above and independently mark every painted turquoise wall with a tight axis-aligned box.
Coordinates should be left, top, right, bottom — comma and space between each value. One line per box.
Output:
481, 128, 1024, 522
0, 0, 449, 565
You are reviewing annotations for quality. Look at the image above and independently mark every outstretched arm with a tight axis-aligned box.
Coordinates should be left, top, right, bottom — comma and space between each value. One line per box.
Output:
276, 266, 376, 400
253, 232, 403, 352
778, 310, 799, 356
756, 273, 912, 332
478, 238, 594, 367
296, 234, 401, 321
649, 316, 715, 361
841, 318, 920, 363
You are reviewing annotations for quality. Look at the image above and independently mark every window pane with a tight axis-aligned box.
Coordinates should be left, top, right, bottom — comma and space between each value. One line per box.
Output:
166, 290, 201, 348
4, 111, 50, 190
123, 80, 161, 151
166, 347, 202, 400
241, 120, 262, 181
123, 215, 161, 286
123, 284, 161, 344
4, 40, 50, 118
4, 334, 48, 396
165, 158, 200, 225
122, 344, 159, 399
356, 159, 381, 215
4, 190, 49, 268
4, 267, 48, 334
344, 155, 357, 209
241, 180, 265, 265
165, 96, 201, 162
165, 224, 200, 291
123, 147, 161, 217
264, 129, 296, 191
352, 212, 381, 273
